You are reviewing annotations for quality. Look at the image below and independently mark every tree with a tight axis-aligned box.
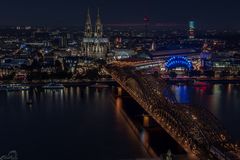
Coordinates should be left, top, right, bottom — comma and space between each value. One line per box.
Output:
203, 70, 215, 78
96, 59, 106, 66
237, 71, 240, 77
52, 71, 73, 79
169, 71, 177, 79
55, 60, 63, 72
31, 59, 41, 70
2, 71, 15, 81
85, 69, 99, 80
188, 70, 201, 77
220, 70, 230, 78
153, 71, 159, 78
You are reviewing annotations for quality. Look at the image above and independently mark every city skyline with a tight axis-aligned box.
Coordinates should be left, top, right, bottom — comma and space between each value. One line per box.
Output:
0, 1, 240, 159
0, 0, 239, 29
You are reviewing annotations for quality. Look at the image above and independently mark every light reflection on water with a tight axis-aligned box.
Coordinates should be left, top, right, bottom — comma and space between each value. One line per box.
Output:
171, 84, 240, 140
0, 84, 239, 159
0, 87, 148, 160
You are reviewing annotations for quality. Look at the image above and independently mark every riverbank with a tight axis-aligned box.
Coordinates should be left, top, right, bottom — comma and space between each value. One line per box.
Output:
0, 79, 117, 87
1, 77, 240, 88
163, 77, 240, 84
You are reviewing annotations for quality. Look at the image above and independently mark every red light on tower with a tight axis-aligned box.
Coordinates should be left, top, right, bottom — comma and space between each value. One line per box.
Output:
144, 16, 150, 37
144, 16, 150, 23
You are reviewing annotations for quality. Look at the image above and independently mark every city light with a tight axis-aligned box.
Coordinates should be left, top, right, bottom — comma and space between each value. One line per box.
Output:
0, 2, 240, 160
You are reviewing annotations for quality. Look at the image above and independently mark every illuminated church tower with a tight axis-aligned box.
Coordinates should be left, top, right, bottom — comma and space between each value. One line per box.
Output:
81, 8, 110, 59
84, 9, 92, 38
94, 9, 103, 38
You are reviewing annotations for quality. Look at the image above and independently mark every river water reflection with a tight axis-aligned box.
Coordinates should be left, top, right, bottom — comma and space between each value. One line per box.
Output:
171, 84, 240, 141
0, 84, 239, 159
0, 87, 148, 160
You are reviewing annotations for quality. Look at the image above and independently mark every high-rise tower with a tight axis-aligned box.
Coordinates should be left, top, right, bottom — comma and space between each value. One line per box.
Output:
84, 9, 92, 38
144, 16, 150, 37
189, 21, 195, 39
95, 9, 103, 38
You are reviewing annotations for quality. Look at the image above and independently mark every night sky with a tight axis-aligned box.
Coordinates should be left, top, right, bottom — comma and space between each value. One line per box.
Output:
0, 0, 239, 29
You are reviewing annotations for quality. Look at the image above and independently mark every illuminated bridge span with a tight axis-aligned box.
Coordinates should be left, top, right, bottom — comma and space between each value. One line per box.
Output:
105, 62, 240, 160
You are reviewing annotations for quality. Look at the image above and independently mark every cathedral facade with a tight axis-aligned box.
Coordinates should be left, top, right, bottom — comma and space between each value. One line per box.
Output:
81, 9, 110, 59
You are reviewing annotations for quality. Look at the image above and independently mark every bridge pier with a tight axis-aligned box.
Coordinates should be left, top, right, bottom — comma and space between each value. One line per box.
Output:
117, 86, 122, 96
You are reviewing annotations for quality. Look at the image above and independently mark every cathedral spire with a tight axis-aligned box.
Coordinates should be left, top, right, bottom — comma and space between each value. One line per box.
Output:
95, 8, 103, 38
96, 8, 101, 24
84, 8, 92, 37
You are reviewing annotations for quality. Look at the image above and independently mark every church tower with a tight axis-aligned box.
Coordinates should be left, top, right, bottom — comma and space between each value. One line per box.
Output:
94, 9, 103, 38
84, 8, 92, 38
81, 8, 109, 59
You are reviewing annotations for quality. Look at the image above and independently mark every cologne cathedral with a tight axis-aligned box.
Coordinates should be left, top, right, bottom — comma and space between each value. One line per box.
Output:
81, 9, 110, 59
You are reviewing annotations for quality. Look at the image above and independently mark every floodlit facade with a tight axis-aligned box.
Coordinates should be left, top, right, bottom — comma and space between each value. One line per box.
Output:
81, 9, 110, 59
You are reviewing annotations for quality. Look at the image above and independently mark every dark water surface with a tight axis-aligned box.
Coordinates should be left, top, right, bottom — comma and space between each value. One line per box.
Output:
171, 84, 240, 141
0, 87, 148, 160
0, 84, 239, 159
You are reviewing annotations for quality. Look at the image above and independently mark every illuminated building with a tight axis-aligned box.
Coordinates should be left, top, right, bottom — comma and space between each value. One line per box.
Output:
81, 9, 110, 59
189, 21, 195, 39
165, 56, 193, 70
150, 41, 156, 51
60, 34, 68, 48
114, 37, 122, 48
200, 43, 212, 70
113, 49, 132, 60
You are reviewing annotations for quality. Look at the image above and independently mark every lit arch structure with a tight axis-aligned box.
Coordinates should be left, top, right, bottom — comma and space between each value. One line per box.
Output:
105, 63, 240, 159
165, 56, 193, 70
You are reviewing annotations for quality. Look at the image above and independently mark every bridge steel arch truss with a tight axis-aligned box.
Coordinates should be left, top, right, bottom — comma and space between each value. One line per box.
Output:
106, 63, 240, 160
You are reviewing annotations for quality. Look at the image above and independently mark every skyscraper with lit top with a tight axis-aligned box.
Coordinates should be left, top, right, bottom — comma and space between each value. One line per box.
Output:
189, 21, 195, 39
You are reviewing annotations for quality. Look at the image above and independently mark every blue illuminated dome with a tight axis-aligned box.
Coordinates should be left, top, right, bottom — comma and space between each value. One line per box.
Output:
165, 56, 193, 70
